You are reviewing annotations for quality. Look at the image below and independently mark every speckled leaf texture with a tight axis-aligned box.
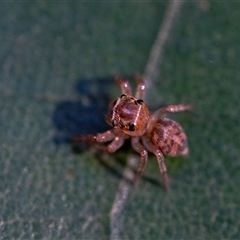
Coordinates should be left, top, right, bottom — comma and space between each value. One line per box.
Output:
0, 2, 239, 239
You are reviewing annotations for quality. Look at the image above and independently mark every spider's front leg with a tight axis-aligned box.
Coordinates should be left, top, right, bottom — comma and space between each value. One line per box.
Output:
72, 129, 114, 143
115, 77, 132, 95
134, 75, 146, 99
131, 137, 148, 183
72, 129, 126, 153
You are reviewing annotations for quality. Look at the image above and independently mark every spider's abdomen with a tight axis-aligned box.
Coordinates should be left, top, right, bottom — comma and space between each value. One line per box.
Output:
150, 118, 188, 156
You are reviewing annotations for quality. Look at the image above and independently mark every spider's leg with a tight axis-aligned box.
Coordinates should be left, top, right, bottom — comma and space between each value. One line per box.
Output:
107, 136, 126, 153
72, 129, 115, 144
148, 104, 192, 130
157, 104, 192, 114
115, 77, 132, 95
72, 129, 128, 153
142, 136, 169, 190
131, 137, 148, 183
152, 104, 191, 119
134, 75, 146, 100
155, 150, 169, 190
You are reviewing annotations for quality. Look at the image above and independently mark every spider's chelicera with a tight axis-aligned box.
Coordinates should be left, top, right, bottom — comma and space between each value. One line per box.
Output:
72, 76, 191, 189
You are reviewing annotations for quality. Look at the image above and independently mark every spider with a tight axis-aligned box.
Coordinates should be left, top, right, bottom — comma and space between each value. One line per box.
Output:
72, 76, 191, 189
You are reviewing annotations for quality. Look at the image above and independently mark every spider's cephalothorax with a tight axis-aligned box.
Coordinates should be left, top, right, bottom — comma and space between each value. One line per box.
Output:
107, 94, 149, 136
72, 76, 191, 189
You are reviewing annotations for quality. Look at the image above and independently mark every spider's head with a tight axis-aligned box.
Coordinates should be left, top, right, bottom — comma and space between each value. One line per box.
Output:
106, 94, 149, 136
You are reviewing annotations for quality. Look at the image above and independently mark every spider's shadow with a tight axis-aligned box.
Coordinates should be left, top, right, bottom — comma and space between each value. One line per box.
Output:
52, 76, 163, 188
53, 76, 113, 145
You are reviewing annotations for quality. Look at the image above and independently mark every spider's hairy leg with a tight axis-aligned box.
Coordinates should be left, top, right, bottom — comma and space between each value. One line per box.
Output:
158, 104, 192, 114
134, 75, 146, 99
115, 77, 132, 95
71, 130, 116, 152
142, 136, 169, 190
131, 137, 148, 183
72, 129, 115, 144
155, 150, 169, 190
72, 130, 127, 153
153, 104, 191, 118
148, 104, 192, 130
107, 136, 126, 153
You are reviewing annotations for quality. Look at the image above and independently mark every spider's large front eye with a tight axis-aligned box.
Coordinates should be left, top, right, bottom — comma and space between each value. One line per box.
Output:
128, 123, 135, 131
136, 99, 144, 105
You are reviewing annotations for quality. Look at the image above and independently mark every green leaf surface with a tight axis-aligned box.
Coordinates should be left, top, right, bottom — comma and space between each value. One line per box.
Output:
1, 2, 240, 239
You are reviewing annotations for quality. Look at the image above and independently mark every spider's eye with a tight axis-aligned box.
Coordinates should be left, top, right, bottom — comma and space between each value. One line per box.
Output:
120, 94, 127, 98
128, 123, 135, 131
135, 99, 144, 105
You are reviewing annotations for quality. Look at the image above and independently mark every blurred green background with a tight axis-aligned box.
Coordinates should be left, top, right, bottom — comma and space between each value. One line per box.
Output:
1, 2, 240, 239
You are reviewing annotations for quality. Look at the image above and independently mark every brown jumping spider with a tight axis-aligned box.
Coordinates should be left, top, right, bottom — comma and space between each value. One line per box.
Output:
72, 76, 191, 189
